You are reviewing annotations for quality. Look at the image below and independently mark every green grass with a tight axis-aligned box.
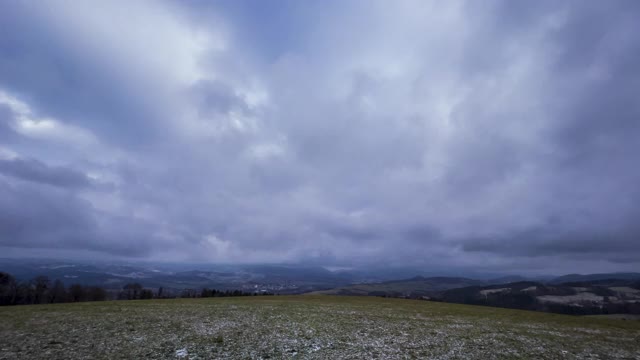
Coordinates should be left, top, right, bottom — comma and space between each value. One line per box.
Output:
1, 296, 639, 359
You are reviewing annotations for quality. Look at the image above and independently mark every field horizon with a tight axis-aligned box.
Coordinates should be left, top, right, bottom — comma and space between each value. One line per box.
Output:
1, 295, 639, 359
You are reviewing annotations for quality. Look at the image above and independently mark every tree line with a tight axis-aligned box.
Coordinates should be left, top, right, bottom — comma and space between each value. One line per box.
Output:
0, 271, 272, 306
0, 272, 107, 305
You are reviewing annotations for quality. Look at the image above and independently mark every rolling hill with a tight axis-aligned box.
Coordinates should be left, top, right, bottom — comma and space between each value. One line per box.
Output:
438, 280, 640, 315
0, 296, 638, 359
309, 276, 487, 297
308, 274, 640, 316
0, 259, 355, 294
549, 272, 640, 284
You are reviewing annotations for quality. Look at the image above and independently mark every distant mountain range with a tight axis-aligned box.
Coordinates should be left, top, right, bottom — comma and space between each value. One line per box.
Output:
437, 278, 640, 315
548, 273, 640, 284
309, 273, 640, 315
2, 258, 639, 300
309, 276, 484, 296
309, 273, 640, 298
0, 259, 355, 294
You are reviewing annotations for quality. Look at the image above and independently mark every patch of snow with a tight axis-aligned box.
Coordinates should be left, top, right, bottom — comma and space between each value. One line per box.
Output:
480, 288, 510, 296
175, 348, 188, 357
537, 292, 604, 304
109, 272, 148, 278
610, 287, 640, 295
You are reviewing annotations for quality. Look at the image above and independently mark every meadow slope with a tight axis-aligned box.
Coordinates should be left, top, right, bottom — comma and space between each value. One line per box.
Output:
0, 296, 639, 359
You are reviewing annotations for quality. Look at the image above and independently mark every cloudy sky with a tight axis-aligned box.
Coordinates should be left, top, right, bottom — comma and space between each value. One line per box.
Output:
1, 0, 639, 274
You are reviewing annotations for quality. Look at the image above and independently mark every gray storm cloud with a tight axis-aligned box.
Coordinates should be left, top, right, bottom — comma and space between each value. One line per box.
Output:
0, 0, 639, 273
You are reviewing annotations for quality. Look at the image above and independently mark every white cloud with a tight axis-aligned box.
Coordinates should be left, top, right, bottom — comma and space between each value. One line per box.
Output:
1, 89, 98, 147
39, 0, 226, 87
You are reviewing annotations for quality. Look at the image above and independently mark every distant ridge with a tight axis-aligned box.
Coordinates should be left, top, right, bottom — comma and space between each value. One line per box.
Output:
549, 273, 640, 284
308, 276, 483, 296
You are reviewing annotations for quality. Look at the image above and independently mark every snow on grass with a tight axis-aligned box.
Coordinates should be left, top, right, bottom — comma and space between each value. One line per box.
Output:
0, 296, 639, 359
175, 348, 188, 357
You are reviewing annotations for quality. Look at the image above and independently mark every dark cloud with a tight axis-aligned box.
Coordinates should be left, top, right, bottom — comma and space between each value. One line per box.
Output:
0, 105, 16, 141
0, 157, 92, 188
461, 226, 640, 257
189, 79, 248, 116
0, 178, 170, 257
0, 0, 639, 273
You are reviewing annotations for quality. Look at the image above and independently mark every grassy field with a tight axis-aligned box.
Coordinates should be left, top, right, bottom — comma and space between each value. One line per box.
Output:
1, 296, 639, 359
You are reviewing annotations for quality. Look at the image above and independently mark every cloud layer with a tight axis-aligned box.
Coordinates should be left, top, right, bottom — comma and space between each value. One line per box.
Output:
1, 0, 639, 273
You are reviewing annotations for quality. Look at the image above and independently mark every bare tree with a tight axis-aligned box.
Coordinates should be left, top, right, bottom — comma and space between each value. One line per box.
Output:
69, 284, 85, 302
33, 276, 50, 304
50, 280, 68, 303
0, 272, 17, 305
122, 283, 143, 300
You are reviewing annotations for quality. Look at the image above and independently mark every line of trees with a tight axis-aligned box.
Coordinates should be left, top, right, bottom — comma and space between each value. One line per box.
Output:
197, 288, 263, 298
0, 271, 274, 306
119, 283, 154, 300
0, 272, 107, 306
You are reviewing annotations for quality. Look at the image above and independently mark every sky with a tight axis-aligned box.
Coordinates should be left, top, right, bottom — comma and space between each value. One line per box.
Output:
1, 0, 639, 274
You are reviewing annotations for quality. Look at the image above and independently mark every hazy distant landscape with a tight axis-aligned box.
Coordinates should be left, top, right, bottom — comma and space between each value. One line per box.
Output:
3, 259, 640, 317
0, 259, 360, 295
311, 274, 640, 314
